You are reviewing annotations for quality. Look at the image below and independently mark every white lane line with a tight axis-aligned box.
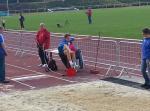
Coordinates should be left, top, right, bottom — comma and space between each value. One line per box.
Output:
10, 79, 36, 89
11, 74, 47, 81
6, 63, 77, 83
91, 39, 99, 41
7, 73, 42, 79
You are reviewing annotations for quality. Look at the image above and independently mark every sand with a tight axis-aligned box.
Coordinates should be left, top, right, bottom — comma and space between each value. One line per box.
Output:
0, 80, 150, 111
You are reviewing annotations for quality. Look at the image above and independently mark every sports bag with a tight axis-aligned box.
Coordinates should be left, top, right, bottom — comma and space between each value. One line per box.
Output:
48, 52, 58, 71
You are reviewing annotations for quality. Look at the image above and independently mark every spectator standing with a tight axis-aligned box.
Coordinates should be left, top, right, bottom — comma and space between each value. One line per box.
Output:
36, 23, 50, 67
19, 13, 25, 29
86, 7, 92, 24
141, 28, 150, 89
0, 26, 9, 83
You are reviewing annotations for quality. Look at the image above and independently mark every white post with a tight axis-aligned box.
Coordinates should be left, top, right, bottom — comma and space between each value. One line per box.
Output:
43, 0, 46, 12
139, 0, 141, 6
17, 0, 19, 4
7, 0, 9, 15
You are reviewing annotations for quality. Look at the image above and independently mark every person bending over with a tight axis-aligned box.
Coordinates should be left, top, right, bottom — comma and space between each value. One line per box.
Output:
58, 34, 76, 68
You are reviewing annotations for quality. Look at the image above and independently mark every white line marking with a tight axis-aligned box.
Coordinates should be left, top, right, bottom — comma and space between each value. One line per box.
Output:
7, 73, 40, 79
10, 79, 36, 89
6, 63, 77, 83
12, 74, 47, 81
91, 39, 99, 41
45, 48, 58, 53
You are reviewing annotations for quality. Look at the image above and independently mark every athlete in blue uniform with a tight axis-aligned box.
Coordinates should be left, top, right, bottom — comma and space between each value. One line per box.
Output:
0, 26, 9, 83
58, 34, 75, 68
141, 28, 150, 89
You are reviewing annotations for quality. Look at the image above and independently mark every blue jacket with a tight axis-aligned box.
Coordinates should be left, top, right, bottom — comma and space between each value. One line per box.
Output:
58, 38, 69, 54
141, 37, 150, 60
0, 34, 5, 57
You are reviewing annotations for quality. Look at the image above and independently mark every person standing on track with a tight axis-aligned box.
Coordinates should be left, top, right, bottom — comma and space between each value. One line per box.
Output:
19, 13, 25, 30
141, 28, 150, 89
86, 7, 92, 24
0, 26, 9, 84
36, 23, 50, 67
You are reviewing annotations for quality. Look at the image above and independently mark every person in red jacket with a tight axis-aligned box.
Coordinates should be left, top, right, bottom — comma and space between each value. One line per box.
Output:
86, 7, 92, 24
36, 23, 50, 67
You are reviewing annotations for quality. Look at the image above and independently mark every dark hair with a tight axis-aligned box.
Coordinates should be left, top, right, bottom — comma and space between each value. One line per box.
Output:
142, 28, 150, 34
64, 33, 70, 38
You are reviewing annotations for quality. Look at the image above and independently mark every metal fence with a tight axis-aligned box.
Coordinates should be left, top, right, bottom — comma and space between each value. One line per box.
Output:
4, 30, 142, 78
1, 1, 150, 14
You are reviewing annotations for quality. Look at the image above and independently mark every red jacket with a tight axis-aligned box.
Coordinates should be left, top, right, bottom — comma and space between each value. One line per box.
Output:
69, 44, 77, 52
86, 9, 92, 16
36, 28, 50, 50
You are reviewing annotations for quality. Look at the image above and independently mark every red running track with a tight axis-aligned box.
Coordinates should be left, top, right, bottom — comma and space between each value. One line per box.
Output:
0, 49, 106, 93
0, 31, 143, 93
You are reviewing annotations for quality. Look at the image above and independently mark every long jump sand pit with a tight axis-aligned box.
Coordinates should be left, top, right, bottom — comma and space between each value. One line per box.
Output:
0, 80, 150, 111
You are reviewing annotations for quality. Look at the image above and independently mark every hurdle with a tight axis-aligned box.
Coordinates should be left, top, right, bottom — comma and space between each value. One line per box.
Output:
116, 41, 141, 78
4, 30, 37, 57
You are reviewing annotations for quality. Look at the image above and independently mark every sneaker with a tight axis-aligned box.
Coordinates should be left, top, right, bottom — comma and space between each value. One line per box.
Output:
144, 85, 150, 89
74, 64, 79, 68
42, 64, 48, 68
141, 84, 150, 89
141, 83, 147, 87
70, 63, 74, 68
0, 80, 10, 84
38, 64, 43, 67
72, 62, 79, 68
79, 66, 83, 69
75, 65, 80, 69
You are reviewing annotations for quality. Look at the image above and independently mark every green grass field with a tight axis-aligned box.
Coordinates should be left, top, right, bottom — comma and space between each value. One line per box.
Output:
2, 6, 150, 39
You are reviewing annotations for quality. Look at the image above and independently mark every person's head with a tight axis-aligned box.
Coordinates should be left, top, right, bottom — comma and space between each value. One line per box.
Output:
70, 37, 75, 44
64, 33, 71, 41
20, 12, 22, 16
40, 23, 45, 29
0, 26, 3, 33
142, 28, 150, 38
